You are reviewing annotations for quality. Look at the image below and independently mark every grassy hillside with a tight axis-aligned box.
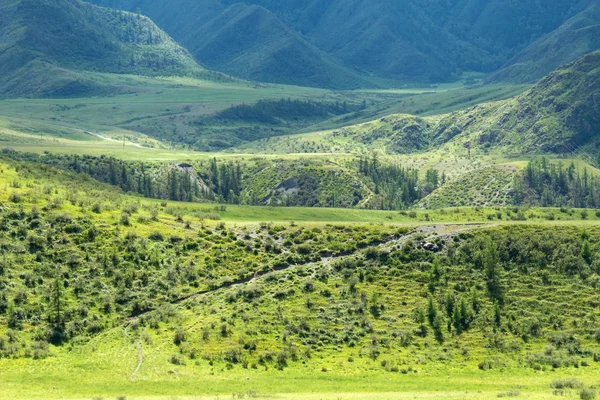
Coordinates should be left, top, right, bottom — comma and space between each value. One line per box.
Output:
0, 0, 207, 97
489, 4, 600, 84
1, 157, 600, 399
435, 51, 600, 154
269, 51, 600, 157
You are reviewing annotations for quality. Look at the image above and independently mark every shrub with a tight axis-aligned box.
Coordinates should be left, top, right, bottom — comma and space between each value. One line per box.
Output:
173, 328, 187, 345
9, 192, 21, 203
120, 213, 130, 226
581, 388, 597, 400
550, 379, 583, 389
169, 354, 185, 365
122, 203, 139, 214
148, 231, 164, 241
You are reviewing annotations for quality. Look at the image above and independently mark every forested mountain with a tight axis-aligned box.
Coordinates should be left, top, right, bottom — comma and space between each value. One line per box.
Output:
0, 0, 206, 97
89, 0, 594, 87
489, 3, 600, 83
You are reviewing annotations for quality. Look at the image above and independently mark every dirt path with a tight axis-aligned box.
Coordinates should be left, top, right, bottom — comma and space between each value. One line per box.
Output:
124, 325, 144, 380
128, 224, 483, 321
83, 130, 147, 149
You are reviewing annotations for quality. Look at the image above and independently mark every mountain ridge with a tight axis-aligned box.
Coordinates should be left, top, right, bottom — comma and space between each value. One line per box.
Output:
489, 3, 600, 84
0, 0, 207, 97
88, 0, 593, 88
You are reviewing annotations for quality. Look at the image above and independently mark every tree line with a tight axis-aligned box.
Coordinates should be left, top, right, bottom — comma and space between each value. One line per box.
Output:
513, 158, 600, 208
358, 155, 443, 209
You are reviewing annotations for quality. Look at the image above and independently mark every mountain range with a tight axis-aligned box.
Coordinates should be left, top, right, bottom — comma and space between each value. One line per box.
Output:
89, 0, 600, 88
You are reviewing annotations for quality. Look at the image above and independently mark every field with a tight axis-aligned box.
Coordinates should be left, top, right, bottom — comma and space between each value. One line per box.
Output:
0, 73, 529, 153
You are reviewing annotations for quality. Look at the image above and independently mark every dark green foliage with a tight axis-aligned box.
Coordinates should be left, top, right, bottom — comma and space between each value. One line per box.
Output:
0, 0, 206, 98
2, 151, 204, 203
180, 99, 360, 151
358, 155, 434, 209
513, 158, 600, 208
215, 99, 353, 125
90, 0, 591, 87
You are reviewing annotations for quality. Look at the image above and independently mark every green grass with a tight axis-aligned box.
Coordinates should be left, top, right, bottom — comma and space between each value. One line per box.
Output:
1, 158, 600, 400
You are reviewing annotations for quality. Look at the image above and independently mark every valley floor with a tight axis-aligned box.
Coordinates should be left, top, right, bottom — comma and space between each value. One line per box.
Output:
2, 347, 599, 400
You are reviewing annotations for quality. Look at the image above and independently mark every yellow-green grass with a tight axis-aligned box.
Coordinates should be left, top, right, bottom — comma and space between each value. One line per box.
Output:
2, 343, 598, 400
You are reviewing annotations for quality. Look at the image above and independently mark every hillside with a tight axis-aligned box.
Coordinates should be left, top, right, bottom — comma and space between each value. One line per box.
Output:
310, 51, 600, 156
159, 3, 370, 89
434, 51, 600, 154
0, 0, 205, 97
1, 156, 600, 399
489, 3, 600, 84
88, 0, 591, 87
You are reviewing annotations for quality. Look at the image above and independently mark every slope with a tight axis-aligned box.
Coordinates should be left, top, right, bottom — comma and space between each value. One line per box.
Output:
433, 50, 600, 154
0, 157, 600, 399
89, 0, 590, 87
489, 3, 600, 84
309, 51, 600, 156
0, 0, 205, 97
89, 0, 370, 89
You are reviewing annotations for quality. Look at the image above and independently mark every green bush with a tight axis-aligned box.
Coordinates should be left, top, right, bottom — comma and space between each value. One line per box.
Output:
581, 388, 597, 400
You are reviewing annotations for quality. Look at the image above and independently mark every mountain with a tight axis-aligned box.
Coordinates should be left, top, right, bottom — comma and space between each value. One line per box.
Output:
87, 0, 370, 89
0, 0, 205, 97
89, 0, 590, 87
489, 3, 600, 84
177, 3, 369, 89
323, 51, 600, 155
434, 50, 600, 154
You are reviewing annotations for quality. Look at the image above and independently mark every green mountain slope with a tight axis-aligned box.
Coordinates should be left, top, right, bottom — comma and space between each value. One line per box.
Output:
489, 4, 600, 84
89, 0, 369, 89
434, 50, 600, 154
0, 0, 205, 97
89, 0, 590, 87
319, 51, 600, 155
182, 3, 370, 89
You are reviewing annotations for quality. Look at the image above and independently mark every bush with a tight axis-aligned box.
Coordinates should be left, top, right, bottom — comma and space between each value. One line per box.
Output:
9, 192, 21, 203
550, 379, 583, 389
173, 328, 187, 345
581, 388, 597, 400
120, 213, 130, 226
148, 231, 164, 241
168, 354, 185, 365
122, 203, 139, 214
